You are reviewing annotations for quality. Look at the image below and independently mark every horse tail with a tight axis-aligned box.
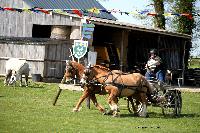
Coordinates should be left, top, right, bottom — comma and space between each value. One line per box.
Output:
141, 76, 153, 95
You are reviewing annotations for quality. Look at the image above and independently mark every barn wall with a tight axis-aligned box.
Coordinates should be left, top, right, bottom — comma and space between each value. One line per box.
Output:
43, 42, 72, 78
0, 0, 81, 37
0, 42, 45, 76
0, 38, 72, 80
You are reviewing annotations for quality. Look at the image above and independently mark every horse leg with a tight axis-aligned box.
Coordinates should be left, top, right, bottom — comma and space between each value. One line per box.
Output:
19, 74, 22, 87
4, 70, 11, 86
90, 93, 105, 113
61, 75, 66, 84
25, 75, 28, 87
111, 97, 120, 117
73, 87, 90, 112
137, 92, 148, 117
107, 88, 119, 117
127, 96, 138, 115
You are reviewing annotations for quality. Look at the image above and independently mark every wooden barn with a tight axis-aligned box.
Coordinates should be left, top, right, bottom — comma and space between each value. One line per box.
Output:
0, 0, 192, 84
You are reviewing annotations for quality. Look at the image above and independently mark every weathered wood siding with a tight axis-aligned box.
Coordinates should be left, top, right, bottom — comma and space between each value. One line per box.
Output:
0, 38, 72, 79
126, 31, 191, 71
0, 43, 45, 76
43, 42, 72, 78
0, 0, 81, 37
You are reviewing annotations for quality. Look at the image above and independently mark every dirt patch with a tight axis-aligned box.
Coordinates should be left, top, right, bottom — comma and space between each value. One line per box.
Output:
175, 86, 200, 93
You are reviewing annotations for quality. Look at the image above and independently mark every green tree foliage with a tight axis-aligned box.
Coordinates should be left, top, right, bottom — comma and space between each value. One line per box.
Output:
153, 0, 166, 29
173, 0, 196, 35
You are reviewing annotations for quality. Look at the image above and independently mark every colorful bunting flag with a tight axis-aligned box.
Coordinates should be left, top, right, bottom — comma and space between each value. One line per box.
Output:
0, 6, 199, 20
88, 7, 100, 14
72, 9, 82, 17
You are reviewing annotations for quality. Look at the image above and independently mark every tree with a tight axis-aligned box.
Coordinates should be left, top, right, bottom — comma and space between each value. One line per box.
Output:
153, 0, 165, 29
173, 0, 196, 35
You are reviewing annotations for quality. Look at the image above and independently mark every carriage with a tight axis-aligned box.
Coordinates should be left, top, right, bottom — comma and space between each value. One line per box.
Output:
127, 78, 182, 117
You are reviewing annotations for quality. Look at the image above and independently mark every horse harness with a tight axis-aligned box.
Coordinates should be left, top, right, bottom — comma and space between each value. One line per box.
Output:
87, 70, 145, 97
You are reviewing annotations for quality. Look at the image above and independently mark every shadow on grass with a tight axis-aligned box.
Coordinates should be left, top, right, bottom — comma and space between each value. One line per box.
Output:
119, 112, 200, 119
27, 85, 44, 89
3, 84, 45, 89
178, 113, 200, 118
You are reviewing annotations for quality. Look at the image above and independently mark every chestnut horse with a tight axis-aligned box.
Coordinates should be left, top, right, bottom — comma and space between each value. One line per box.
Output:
81, 65, 153, 117
62, 60, 105, 113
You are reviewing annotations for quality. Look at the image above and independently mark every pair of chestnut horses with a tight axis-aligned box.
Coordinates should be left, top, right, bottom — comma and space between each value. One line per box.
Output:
63, 60, 153, 117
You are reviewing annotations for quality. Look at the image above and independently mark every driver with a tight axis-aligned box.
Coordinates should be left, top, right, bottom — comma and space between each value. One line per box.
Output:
145, 49, 164, 82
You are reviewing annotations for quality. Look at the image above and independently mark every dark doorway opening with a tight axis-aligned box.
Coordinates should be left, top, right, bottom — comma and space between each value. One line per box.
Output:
32, 24, 51, 38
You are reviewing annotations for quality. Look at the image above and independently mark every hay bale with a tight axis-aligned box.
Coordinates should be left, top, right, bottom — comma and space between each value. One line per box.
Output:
50, 26, 71, 39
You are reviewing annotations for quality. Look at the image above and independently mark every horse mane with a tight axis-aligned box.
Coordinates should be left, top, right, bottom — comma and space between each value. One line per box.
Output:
93, 65, 111, 72
70, 61, 85, 73
71, 61, 84, 67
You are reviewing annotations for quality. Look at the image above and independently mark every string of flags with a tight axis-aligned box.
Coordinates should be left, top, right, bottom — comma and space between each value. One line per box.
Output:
0, 7, 199, 19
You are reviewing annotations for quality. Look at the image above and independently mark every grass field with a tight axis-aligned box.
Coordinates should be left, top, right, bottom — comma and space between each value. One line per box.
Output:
188, 58, 200, 68
0, 79, 200, 133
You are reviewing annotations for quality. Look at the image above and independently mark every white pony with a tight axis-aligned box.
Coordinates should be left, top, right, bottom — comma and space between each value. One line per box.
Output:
4, 58, 30, 87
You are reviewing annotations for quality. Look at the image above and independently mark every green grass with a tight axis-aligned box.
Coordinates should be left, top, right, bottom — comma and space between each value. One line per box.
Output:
0, 79, 200, 133
188, 58, 200, 68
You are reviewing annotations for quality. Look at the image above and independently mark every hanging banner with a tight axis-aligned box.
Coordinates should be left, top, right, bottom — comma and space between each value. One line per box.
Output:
73, 40, 88, 59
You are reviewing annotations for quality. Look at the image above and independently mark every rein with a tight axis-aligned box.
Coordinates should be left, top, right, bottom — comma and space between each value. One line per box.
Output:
66, 64, 81, 81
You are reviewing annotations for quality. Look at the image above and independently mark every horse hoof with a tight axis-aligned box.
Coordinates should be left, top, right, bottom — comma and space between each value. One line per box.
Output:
72, 107, 81, 112
103, 110, 113, 115
72, 108, 79, 112
138, 114, 147, 118
112, 112, 120, 117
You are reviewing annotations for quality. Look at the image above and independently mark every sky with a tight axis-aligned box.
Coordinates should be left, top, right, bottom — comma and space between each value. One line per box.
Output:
99, 0, 200, 25
99, 0, 200, 56
99, 0, 150, 25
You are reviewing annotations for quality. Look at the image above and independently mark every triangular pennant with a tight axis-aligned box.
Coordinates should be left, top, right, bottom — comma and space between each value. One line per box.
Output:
72, 9, 82, 17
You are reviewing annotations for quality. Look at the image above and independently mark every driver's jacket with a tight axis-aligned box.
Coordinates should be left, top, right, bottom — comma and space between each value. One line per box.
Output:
146, 56, 162, 73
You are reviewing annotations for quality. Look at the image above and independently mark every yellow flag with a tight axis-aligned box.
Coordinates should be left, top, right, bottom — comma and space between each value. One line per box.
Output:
88, 7, 100, 14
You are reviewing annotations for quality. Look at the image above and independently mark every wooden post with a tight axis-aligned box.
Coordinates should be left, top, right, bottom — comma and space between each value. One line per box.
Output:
53, 88, 62, 106
120, 30, 124, 71
182, 41, 187, 85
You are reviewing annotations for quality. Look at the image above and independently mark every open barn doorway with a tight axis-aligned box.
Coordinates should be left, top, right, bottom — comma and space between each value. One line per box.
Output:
92, 25, 120, 69
127, 31, 159, 74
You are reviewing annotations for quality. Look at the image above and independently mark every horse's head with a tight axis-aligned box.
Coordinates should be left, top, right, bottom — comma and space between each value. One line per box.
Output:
80, 64, 93, 85
64, 60, 86, 83
64, 60, 77, 83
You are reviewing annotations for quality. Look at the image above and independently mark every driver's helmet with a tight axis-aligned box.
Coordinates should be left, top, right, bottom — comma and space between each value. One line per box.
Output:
150, 49, 157, 54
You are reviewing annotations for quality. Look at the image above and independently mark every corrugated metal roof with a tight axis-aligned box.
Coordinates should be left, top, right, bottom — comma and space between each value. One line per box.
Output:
23, 0, 117, 20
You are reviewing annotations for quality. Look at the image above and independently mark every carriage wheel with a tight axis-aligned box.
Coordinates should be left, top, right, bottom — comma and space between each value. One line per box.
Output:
162, 90, 180, 117
127, 97, 146, 117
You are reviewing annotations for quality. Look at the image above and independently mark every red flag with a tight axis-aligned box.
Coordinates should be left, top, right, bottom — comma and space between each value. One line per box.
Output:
72, 9, 82, 17
4, 7, 15, 11
147, 13, 157, 16
35, 8, 50, 14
